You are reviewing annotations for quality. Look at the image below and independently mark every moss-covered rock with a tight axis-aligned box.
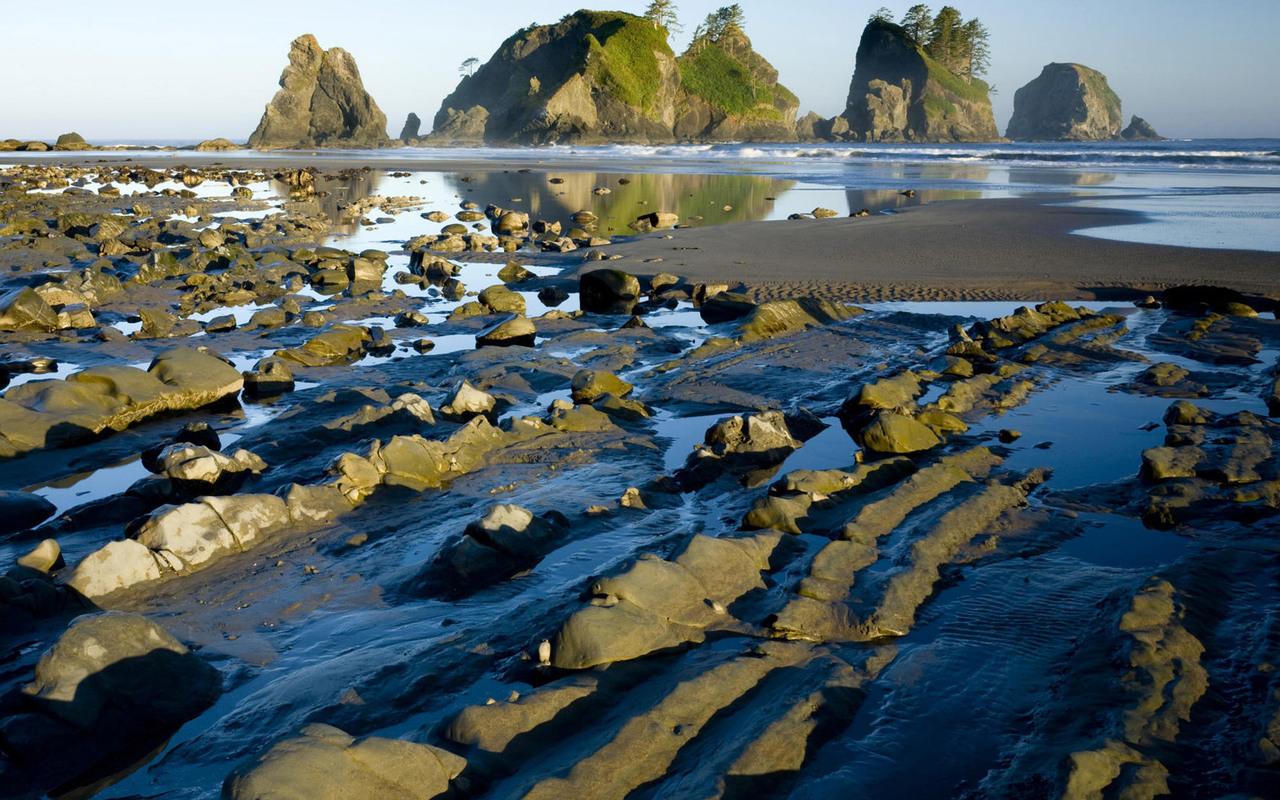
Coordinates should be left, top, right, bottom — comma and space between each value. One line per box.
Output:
431, 11, 681, 144
675, 29, 798, 141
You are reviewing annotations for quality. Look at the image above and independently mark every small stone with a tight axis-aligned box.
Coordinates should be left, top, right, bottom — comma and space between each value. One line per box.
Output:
18, 539, 63, 573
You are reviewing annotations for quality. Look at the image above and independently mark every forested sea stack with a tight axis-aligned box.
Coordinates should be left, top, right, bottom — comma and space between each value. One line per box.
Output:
431, 11, 682, 144
1005, 63, 1123, 140
674, 12, 799, 141
842, 9, 997, 142
248, 34, 389, 149
430, 7, 799, 144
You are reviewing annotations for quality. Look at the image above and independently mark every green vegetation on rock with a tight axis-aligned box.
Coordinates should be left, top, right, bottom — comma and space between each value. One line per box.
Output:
679, 40, 793, 119
431, 7, 797, 143
579, 11, 673, 116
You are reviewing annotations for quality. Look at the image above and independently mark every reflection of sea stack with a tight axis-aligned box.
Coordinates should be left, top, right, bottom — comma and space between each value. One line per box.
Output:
248, 34, 389, 149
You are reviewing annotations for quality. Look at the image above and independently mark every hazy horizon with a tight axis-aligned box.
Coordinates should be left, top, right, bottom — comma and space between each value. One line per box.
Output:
4, 0, 1277, 142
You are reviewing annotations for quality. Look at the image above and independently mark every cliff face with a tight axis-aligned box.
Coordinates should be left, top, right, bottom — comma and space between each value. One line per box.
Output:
674, 30, 798, 141
1005, 63, 1122, 141
431, 11, 682, 144
248, 35, 388, 149
843, 20, 997, 143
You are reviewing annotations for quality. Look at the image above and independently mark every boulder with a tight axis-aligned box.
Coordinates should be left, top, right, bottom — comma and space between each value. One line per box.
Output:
0, 287, 59, 332
476, 315, 536, 348
580, 269, 641, 315
153, 444, 266, 493
857, 411, 942, 454
552, 532, 781, 668
243, 356, 296, 397
53, 132, 90, 150
248, 34, 389, 149
224, 723, 465, 800
699, 292, 757, 324
18, 538, 63, 573
440, 380, 495, 419
194, 137, 240, 151
478, 284, 526, 315
276, 326, 369, 366
0, 490, 57, 535
66, 540, 163, 598
23, 612, 221, 729
570, 369, 633, 404
0, 348, 243, 459
415, 504, 569, 595
497, 261, 535, 283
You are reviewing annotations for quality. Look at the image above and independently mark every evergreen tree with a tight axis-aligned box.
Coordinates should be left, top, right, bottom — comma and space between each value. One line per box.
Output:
961, 18, 990, 78
868, 6, 894, 24
900, 4, 934, 45
927, 5, 964, 74
693, 4, 746, 44
643, 0, 681, 32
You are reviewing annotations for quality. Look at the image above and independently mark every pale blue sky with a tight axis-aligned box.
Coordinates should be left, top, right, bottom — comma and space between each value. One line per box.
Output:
3, 0, 1276, 141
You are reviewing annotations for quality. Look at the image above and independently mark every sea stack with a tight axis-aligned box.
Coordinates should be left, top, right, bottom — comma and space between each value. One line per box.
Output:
841, 19, 997, 142
674, 27, 799, 141
248, 34, 388, 149
431, 11, 682, 144
1121, 115, 1163, 140
1005, 63, 1123, 140
399, 112, 422, 142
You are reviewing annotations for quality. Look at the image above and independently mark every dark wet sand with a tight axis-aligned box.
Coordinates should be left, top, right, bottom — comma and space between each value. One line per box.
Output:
598, 197, 1280, 304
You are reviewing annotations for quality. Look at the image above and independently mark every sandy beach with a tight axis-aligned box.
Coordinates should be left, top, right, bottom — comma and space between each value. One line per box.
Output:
598, 196, 1280, 304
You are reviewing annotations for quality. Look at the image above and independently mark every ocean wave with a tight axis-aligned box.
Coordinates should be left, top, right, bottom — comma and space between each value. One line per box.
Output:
546, 141, 1280, 171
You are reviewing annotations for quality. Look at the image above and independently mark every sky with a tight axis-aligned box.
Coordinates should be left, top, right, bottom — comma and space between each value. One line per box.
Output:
2, 0, 1277, 141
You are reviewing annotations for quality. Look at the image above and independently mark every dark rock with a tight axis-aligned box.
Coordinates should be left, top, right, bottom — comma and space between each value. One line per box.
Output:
580, 269, 641, 315
0, 490, 57, 536
1120, 115, 1162, 141
399, 112, 422, 141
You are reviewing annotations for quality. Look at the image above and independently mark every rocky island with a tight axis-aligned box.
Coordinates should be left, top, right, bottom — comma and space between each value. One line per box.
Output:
248, 34, 389, 149
1006, 62, 1124, 141
430, 8, 798, 144
1006, 62, 1163, 141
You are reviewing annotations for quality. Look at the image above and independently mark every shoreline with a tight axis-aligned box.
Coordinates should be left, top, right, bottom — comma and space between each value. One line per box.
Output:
585, 196, 1280, 305
6, 154, 1279, 305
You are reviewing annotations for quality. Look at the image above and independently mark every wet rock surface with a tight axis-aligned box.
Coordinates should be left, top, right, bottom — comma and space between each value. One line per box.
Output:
0, 161, 1278, 799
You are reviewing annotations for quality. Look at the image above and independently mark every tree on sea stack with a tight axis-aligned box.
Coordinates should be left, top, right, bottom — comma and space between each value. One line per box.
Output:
693, 4, 746, 44
643, 0, 681, 32
459, 57, 480, 77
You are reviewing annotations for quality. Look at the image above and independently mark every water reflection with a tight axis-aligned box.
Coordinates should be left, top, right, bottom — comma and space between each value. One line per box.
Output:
443, 171, 791, 233
1008, 168, 1117, 187
270, 170, 384, 236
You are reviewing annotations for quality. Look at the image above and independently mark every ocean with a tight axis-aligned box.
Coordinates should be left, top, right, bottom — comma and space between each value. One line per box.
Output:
13, 138, 1280, 251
